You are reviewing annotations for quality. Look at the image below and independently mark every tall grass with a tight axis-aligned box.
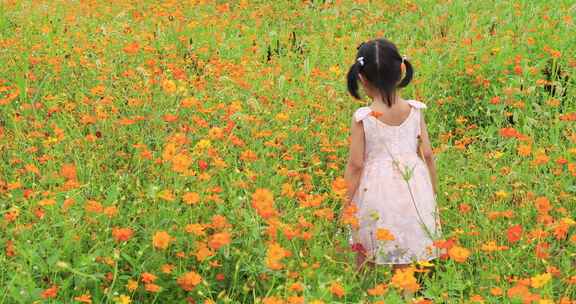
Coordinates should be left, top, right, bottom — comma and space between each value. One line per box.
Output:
0, 0, 575, 303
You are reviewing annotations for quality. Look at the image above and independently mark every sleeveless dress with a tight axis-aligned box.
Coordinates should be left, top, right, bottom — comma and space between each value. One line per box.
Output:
347, 99, 447, 265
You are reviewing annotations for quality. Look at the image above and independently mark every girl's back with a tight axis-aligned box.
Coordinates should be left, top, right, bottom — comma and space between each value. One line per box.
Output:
342, 39, 445, 280
353, 99, 427, 164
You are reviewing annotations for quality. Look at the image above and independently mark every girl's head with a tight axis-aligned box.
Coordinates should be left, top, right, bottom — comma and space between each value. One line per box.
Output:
346, 38, 413, 107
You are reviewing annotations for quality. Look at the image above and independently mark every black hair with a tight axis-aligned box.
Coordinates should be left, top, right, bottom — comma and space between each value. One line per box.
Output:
346, 38, 414, 107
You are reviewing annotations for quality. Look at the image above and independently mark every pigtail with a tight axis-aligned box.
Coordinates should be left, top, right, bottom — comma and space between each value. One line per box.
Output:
346, 61, 362, 99
397, 58, 413, 88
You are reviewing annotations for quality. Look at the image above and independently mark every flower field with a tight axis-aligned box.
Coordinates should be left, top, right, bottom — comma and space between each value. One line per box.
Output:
0, 0, 575, 303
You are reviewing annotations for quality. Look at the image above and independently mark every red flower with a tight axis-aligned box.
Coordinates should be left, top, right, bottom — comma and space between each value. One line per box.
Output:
507, 224, 523, 243
433, 238, 456, 249
198, 160, 209, 171
351, 242, 366, 254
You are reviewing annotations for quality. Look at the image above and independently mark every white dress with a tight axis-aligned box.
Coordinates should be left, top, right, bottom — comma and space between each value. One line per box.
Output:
347, 99, 447, 264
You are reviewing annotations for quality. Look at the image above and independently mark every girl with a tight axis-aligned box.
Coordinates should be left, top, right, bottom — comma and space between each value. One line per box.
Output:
343, 38, 446, 299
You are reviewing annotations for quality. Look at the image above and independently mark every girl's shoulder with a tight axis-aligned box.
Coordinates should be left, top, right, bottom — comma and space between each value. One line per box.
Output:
353, 106, 372, 122
353, 99, 428, 122
406, 99, 428, 109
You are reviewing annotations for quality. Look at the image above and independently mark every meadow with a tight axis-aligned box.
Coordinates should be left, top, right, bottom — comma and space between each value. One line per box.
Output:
0, 0, 575, 303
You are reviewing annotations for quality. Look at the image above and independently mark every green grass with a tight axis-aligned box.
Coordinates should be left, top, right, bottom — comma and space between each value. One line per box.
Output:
0, 0, 575, 303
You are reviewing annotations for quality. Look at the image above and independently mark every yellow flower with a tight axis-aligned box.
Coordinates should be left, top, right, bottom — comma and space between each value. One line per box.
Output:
113, 295, 131, 304
275, 112, 289, 121
493, 151, 504, 159
481, 241, 499, 252
368, 210, 380, 221
530, 272, 551, 288
328, 65, 341, 77
416, 260, 434, 267
495, 190, 508, 200
194, 139, 211, 151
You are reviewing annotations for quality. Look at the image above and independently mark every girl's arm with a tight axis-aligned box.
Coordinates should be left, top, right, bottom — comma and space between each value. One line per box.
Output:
344, 115, 365, 206
417, 114, 438, 196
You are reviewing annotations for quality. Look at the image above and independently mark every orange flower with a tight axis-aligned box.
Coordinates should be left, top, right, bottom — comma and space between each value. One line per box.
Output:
171, 153, 192, 173
193, 242, 214, 262
144, 283, 161, 293
265, 242, 289, 270
157, 189, 175, 202
181, 97, 199, 108
141, 272, 157, 283
123, 42, 140, 54
163, 114, 178, 123
559, 112, 576, 121
251, 188, 277, 219
5, 240, 15, 257
288, 282, 304, 293
459, 203, 471, 213
162, 142, 178, 162
329, 281, 345, 298
499, 127, 518, 138
60, 163, 77, 180
367, 283, 388, 296
161, 264, 175, 274
375, 228, 395, 241
162, 79, 177, 94
532, 151, 549, 165
506, 283, 529, 300
535, 242, 550, 259
112, 227, 134, 243
331, 177, 347, 198
507, 224, 522, 243
517, 144, 531, 157
126, 279, 138, 291
371, 111, 383, 118
208, 232, 231, 250
103, 206, 118, 218
448, 246, 470, 263
152, 231, 172, 250
177, 271, 203, 291
534, 196, 551, 213
262, 296, 284, 304
182, 192, 200, 205
490, 287, 503, 296
41, 285, 59, 299
240, 149, 258, 161
90, 85, 105, 96
85, 200, 103, 213
74, 294, 92, 303
391, 266, 420, 293
185, 223, 206, 236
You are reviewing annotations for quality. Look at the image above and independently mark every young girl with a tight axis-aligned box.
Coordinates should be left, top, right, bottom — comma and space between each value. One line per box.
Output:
343, 38, 447, 298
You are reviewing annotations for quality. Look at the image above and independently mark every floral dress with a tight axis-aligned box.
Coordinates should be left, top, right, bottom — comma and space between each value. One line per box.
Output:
347, 99, 447, 265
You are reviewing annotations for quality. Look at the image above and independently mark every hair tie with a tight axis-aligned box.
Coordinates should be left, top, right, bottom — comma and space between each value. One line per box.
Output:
357, 56, 365, 66
400, 55, 407, 72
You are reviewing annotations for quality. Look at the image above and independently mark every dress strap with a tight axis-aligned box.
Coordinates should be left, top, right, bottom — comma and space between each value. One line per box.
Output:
353, 107, 372, 122
406, 99, 427, 109
406, 100, 427, 137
